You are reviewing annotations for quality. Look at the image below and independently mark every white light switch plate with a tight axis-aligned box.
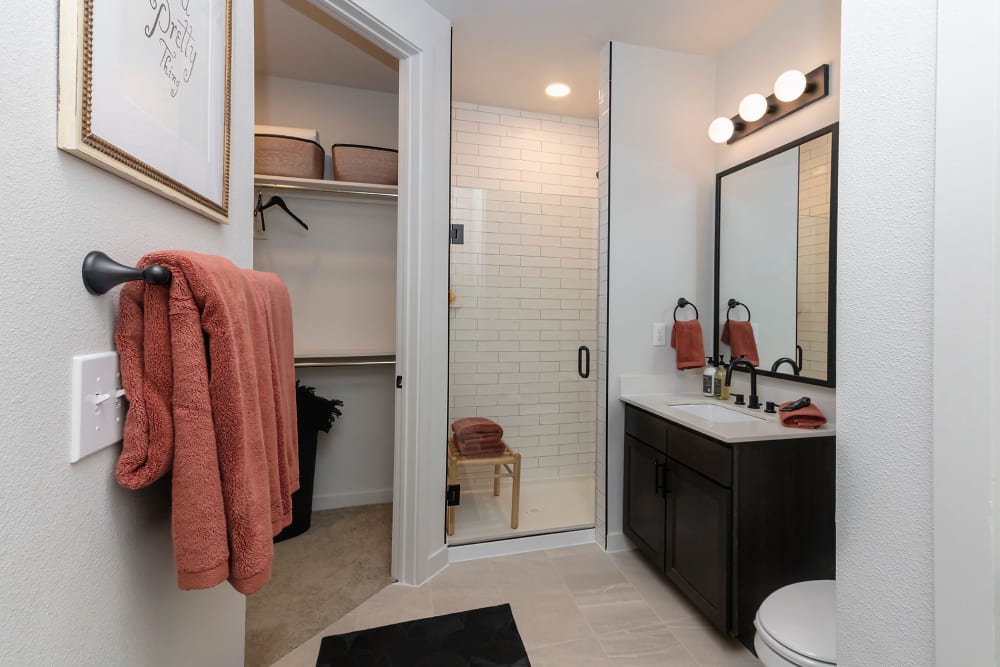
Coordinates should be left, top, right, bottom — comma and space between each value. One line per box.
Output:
70, 352, 126, 463
652, 322, 667, 346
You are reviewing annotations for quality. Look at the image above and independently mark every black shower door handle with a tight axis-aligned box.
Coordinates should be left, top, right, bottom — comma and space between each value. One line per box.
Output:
578, 345, 590, 379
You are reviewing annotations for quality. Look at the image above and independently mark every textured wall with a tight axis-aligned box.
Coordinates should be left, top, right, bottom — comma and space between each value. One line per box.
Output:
0, 2, 253, 664
448, 102, 599, 483
838, 0, 937, 662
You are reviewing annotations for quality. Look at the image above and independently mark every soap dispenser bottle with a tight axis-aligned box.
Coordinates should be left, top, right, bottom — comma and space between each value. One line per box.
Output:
714, 355, 730, 400
702, 358, 716, 397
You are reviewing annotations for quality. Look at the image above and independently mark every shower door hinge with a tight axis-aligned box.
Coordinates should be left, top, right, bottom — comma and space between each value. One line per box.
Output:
450, 223, 464, 244
446, 484, 461, 507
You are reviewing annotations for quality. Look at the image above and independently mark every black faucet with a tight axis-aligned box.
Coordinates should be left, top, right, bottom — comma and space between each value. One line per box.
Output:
770, 357, 801, 375
726, 357, 761, 409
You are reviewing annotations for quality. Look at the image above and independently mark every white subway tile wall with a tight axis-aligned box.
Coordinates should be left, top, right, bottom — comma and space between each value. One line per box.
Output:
449, 102, 599, 487
796, 134, 832, 379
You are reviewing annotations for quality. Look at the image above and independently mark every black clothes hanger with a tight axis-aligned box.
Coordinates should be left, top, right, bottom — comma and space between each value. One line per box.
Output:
255, 193, 309, 230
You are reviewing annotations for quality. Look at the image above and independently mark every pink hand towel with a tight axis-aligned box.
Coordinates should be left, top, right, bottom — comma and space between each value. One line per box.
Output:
721, 320, 760, 367
670, 320, 706, 370
116, 251, 298, 595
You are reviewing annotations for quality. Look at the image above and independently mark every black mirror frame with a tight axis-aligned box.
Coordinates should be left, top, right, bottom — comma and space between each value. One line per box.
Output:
713, 122, 838, 388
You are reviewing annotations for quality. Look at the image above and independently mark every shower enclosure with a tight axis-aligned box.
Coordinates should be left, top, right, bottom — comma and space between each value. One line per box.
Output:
446, 102, 600, 544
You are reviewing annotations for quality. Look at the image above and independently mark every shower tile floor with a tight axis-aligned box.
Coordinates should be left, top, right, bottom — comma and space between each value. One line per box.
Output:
447, 475, 596, 545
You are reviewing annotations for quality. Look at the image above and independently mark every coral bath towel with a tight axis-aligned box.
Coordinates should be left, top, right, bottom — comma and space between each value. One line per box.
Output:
721, 320, 760, 367
115, 251, 298, 595
779, 401, 828, 429
670, 320, 706, 370
451, 417, 503, 444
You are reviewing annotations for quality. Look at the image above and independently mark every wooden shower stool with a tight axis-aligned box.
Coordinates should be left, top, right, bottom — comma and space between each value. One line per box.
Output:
446, 438, 521, 536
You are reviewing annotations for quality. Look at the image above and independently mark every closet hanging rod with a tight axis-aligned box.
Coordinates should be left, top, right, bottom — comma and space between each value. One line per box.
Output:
255, 182, 398, 199
294, 355, 396, 369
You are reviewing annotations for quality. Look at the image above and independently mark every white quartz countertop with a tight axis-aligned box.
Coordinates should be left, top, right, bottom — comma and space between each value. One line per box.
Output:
620, 393, 836, 444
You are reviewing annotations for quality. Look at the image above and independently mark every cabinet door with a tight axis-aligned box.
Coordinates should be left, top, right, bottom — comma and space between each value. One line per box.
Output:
624, 435, 667, 568
666, 461, 731, 632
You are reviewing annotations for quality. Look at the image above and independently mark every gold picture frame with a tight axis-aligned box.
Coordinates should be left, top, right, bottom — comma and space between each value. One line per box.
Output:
58, 0, 232, 224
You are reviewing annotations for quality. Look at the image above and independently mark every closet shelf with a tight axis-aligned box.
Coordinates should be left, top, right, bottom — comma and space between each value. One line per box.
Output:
255, 175, 398, 201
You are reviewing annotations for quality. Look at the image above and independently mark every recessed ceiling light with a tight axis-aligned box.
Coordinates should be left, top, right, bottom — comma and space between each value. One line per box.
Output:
545, 82, 571, 97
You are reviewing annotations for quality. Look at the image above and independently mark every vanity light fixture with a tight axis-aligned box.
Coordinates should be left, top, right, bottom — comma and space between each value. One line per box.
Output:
545, 82, 571, 97
708, 64, 830, 144
774, 69, 808, 102
738, 93, 768, 122
708, 117, 735, 143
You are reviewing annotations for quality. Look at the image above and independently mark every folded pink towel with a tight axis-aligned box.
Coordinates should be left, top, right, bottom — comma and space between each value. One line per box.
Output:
456, 439, 508, 458
779, 401, 828, 429
451, 417, 504, 442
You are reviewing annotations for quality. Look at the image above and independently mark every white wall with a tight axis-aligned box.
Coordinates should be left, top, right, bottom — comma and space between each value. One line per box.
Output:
838, 0, 937, 662
714, 0, 841, 172
255, 75, 399, 179
0, 2, 253, 664
298, 366, 396, 509
603, 42, 716, 550
933, 1, 1000, 664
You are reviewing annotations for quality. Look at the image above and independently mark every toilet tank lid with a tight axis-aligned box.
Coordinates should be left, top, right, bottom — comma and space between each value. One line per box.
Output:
757, 580, 836, 664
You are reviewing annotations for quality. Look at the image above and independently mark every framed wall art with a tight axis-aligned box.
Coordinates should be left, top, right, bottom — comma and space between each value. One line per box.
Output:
58, 0, 233, 224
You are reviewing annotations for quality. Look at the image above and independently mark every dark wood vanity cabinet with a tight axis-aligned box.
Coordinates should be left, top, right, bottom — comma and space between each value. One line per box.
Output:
623, 404, 835, 643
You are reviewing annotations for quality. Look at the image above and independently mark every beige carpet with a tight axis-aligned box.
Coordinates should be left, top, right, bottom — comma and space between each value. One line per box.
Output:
245, 504, 393, 667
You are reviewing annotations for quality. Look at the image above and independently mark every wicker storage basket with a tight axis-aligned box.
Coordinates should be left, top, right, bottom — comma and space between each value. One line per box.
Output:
255, 134, 324, 179
331, 144, 398, 185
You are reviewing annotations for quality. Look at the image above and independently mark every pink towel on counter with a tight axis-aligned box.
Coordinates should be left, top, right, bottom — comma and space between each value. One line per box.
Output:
721, 320, 760, 367
670, 320, 706, 370
115, 251, 298, 595
778, 401, 828, 429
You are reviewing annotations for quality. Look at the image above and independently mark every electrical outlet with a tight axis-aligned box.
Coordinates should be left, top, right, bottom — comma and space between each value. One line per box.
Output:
652, 322, 667, 346
70, 352, 126, 463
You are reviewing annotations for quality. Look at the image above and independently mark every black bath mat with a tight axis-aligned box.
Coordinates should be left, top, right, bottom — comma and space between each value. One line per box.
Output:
315, 603, 530, 667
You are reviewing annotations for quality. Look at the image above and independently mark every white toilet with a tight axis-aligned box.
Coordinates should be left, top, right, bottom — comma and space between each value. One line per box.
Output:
754, 580, 836, 667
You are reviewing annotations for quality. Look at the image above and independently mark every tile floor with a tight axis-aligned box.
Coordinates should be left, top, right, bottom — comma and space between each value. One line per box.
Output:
272, 543, 760, 666
448, 475, 596, 544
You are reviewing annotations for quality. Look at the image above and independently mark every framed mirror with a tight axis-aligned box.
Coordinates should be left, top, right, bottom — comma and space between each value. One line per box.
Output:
713, 123, 837, 387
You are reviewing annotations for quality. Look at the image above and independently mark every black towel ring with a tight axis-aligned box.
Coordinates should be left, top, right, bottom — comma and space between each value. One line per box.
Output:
673, 298, 699, 322
726, 298, 752, 322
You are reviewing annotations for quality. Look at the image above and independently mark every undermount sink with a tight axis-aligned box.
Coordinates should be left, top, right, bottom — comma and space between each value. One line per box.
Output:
667, 403, 764, 424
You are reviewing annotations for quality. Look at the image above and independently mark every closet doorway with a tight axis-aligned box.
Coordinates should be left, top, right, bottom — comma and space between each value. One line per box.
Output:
247, 1, 400, 664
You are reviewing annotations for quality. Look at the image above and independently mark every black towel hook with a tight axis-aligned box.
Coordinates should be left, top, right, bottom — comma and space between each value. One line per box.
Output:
673, 297, 699, 322
82, 251, 172, 295
726, 298, 752, 322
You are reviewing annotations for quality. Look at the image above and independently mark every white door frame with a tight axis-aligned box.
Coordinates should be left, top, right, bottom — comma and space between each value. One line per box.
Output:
308, 0, 452, 586
932, 0, 1000, 662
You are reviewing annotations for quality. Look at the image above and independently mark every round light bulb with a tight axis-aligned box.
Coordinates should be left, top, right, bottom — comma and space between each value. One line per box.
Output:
738, 93, 768, 122
774, 69, 807, 102
545, 82, 571, 97
708, 117, 735, 144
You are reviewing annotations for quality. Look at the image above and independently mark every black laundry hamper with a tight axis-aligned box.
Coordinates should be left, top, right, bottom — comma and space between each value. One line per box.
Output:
274, 382, 342, 543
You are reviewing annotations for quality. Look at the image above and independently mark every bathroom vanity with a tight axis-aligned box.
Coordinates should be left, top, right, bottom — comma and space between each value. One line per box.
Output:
621, 395, 835, 646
